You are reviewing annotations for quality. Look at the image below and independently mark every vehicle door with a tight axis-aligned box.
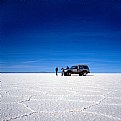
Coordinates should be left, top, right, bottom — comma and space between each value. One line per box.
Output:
79, 65, 83, 72
72, 66, 78, 73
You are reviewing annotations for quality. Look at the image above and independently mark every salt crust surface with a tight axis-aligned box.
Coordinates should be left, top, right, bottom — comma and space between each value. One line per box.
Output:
1, 73, 121, 121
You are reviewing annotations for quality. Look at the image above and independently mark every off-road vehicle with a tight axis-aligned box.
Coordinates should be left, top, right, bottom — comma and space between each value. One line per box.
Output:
64, 65, 90, 76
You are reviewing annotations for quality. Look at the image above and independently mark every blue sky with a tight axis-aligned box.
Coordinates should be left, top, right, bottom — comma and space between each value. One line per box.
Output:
1, 0, 121, 72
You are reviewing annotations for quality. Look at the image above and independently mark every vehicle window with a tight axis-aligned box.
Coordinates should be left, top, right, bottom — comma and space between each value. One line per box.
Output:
79, 66, 83, 69
71, 66, 77, 69
83, 66, 89, 69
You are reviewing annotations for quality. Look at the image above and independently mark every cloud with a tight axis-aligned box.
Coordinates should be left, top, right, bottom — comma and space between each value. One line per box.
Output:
22, 60, 39, 64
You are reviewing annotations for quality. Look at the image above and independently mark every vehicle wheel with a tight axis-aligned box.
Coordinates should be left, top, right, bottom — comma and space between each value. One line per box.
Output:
79, 73, 82, 76
83, 72, 87, 76
64, 72, 67, 76
68, 72, 71, 76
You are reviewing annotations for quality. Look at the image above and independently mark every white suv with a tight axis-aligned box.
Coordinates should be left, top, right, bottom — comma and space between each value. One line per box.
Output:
64, 65, 90, 76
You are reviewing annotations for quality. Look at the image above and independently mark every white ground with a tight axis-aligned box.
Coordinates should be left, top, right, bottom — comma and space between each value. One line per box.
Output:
1, 73, 121, 121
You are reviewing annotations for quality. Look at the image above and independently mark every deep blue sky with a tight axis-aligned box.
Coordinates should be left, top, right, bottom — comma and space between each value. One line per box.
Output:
1, 0, 121, 72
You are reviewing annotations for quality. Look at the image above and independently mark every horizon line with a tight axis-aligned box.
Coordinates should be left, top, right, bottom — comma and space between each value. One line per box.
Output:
1, 72, 121, 73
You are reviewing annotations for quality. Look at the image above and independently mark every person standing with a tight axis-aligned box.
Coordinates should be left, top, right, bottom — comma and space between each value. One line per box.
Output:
55, 67, 58, 76
61, 67, 64, 76
66, 66, 69, 69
